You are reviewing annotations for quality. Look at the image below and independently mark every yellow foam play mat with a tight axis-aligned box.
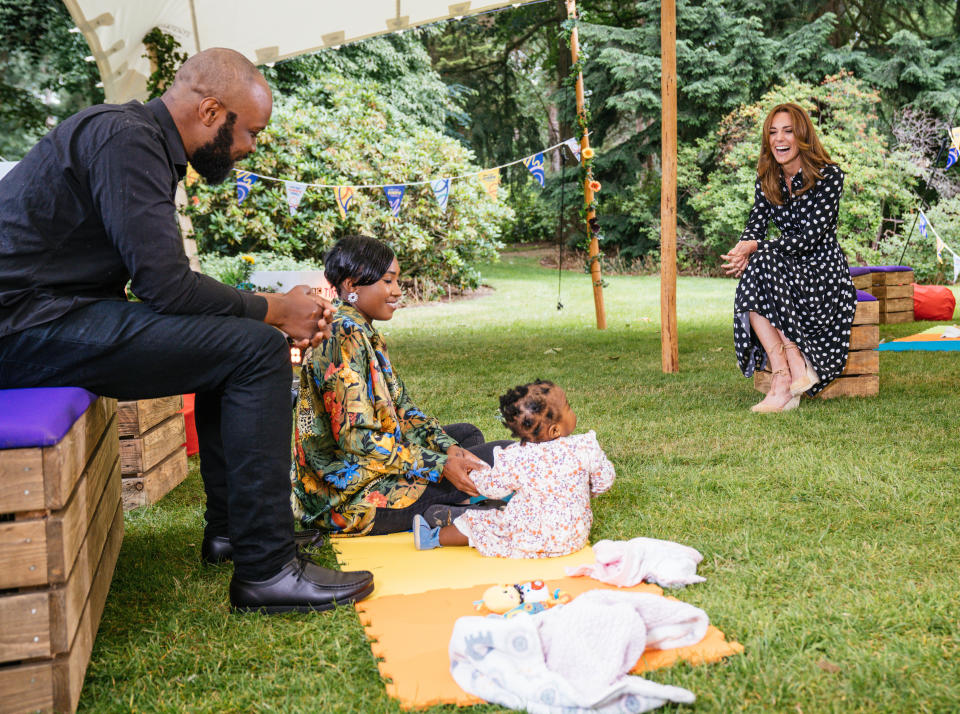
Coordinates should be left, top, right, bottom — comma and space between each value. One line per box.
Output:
333, 534, 744, 709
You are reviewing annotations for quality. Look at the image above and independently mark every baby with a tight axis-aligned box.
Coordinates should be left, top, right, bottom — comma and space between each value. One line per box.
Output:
413, 380, 615, 558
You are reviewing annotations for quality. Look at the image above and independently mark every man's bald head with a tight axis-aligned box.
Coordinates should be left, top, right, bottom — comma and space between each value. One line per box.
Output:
168, 47, 267, 105
161, 47, 272, 184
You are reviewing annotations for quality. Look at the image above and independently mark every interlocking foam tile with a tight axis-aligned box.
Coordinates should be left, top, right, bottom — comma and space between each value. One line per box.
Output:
332, 532, 596, 599
355, 577, 744, 709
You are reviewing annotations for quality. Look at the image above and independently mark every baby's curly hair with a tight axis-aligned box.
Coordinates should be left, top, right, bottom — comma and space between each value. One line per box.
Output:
498, 379, 560, 442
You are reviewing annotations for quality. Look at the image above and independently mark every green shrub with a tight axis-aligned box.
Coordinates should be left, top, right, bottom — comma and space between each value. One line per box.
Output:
683, 74, 916, 266
186, 75, 512, 295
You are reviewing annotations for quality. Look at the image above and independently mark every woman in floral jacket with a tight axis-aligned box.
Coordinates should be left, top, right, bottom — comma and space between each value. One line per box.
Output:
292, 236, 504, 535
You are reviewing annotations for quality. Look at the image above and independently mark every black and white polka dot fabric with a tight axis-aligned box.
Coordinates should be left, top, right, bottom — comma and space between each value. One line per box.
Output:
733, 163, 857, 395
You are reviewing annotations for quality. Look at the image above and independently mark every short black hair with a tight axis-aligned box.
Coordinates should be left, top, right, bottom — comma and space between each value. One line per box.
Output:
323, 235, 396, 293
498, 379, 559, 442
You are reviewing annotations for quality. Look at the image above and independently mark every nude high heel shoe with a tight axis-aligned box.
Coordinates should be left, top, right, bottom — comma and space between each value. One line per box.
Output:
751, 369, 799, 413
783, 344, 819, 396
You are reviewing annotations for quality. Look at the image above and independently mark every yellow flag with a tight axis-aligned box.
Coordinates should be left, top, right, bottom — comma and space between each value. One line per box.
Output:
185, 163, 200, 187
335, 186, 354, 219
478, 168, 500, 201
937, 236, 945, 264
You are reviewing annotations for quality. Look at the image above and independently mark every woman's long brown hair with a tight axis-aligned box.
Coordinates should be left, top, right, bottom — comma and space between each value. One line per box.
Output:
757, 102, 835, 206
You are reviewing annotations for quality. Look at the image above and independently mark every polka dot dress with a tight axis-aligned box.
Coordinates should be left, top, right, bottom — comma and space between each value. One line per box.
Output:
733, 163, 857, 395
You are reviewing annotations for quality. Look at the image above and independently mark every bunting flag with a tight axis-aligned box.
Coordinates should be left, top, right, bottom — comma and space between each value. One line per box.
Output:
284, 181, 307, 215
936, 235, 945, 264
918, 212, 928, 240
334, 186, 354, 219
954, 254, 960, 283
383, 185, 406, 217
563, 138, 582, 162
478, 168, 500, 201
522, 153, 546, 188
951, 127, 960, 149
236, 171, 259, 204
430, 178, 451, 212
185, 163, 200, 187
947, 147, 959, 171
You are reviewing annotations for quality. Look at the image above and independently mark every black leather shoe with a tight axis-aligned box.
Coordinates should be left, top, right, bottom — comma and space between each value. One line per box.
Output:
201, 529, 327, 565
229, 555, 374, 613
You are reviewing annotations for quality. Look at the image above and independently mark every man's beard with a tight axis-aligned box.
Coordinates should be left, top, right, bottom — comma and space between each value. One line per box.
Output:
191, 111, 238, 184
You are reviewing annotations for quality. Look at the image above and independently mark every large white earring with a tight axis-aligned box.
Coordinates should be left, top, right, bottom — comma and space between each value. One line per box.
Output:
346, 291, 359, 304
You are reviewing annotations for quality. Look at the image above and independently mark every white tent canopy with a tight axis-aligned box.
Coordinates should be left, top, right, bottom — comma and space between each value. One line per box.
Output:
63, 0, 539, 104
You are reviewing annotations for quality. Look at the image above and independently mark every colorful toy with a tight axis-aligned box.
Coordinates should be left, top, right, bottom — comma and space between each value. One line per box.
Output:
473, 579, 572, 618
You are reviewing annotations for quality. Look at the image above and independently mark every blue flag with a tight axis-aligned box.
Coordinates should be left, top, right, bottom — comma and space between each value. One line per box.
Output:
918, 212, 928, 239
946, 147, 958, 170
383, 185, 406, 217
522, 153, 546, 188
236, 171, 259, 204
430, 178, 451, 212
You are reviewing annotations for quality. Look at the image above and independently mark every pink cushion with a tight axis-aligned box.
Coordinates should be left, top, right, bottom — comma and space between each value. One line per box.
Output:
0, 388, 97, 449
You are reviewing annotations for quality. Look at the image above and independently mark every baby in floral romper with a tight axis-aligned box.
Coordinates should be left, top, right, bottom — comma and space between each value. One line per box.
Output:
413, 380, 615, 558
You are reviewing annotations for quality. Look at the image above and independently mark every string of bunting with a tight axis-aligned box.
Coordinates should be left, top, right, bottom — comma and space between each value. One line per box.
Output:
210, 137, 587, 218
911, 126, 959, 281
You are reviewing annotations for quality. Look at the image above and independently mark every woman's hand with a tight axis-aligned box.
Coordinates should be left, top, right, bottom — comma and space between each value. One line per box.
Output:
720, 240, 758, 277
441, 446, 486, 497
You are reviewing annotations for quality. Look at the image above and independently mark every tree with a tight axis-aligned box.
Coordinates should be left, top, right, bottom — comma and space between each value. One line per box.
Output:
186, 74, 511, 297
0, 0, 102, 159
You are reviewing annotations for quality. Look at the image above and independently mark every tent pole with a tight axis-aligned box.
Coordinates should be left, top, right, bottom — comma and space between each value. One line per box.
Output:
660, 0, 679, 372
566, 0, 606, 330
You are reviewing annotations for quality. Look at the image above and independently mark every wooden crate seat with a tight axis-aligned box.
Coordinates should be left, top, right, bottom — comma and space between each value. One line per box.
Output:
0, 388, 121, 714
849, 265, 914, 324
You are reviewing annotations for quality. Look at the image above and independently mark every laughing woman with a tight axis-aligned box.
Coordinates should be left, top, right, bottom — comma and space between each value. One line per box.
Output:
292, 235, 505, 535
721, 102, 857, 413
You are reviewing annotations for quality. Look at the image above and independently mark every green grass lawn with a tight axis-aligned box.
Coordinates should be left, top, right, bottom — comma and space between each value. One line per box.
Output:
81, 256, 960, 713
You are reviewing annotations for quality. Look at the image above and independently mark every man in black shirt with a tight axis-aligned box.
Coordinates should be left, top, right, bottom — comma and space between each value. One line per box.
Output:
0, 48, 373, 612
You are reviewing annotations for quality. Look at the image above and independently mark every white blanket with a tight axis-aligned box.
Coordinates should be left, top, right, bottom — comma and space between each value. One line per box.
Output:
566, 538, 706, 588
450, 590, 707, 713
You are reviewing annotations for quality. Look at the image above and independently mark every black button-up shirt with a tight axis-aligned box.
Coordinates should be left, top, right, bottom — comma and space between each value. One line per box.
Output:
0, 98, 266, 339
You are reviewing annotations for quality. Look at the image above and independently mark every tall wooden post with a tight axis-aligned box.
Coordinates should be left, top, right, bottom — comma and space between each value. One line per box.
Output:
566, 0, 607, 330
660, 0, 679, 372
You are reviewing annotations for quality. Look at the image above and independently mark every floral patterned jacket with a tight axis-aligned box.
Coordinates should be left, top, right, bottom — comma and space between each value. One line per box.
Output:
291, 303, 457, 535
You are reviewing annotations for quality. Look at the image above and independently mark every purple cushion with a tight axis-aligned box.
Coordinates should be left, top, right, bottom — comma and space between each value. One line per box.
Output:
865, 265, 912, 273
856, 290, 877, 302
0, 388, 97, 449
849, 266, 873, 277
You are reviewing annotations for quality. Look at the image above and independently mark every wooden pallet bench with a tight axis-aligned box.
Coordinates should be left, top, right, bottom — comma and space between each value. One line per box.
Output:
0, 388, 122, 714
754, 290, 880, 399
850, 265, 914, 324
117, 397, 188, 510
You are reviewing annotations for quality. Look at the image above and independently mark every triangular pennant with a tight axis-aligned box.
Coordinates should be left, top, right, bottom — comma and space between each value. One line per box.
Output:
564, 138, 582, 163
936, 235, 945, 264
477, 168, 500, 201
285, 181, 307, 215
951, 127, 960, 150
522, 153, 546, 188
946, 147, 958, 171
383, 185, 406, 218
236, 171, 259, 204
918, 212, 928, 239
334, 186, 354, 219
185, 163, 200, 187
430, 178, 451, 212
953, 254, 960, 283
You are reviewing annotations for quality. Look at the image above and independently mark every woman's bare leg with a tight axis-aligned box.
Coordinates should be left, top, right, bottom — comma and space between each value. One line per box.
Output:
749, 312, 794, 410
776, 329, 808, 383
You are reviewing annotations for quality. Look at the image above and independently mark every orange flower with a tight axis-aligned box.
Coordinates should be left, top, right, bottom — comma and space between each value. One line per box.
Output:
581, 147, 595, 160
589, 180, 602, 192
